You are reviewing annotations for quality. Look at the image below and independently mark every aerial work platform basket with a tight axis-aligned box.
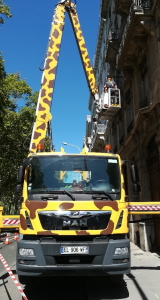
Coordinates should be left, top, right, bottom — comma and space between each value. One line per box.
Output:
102, 88, 121, 115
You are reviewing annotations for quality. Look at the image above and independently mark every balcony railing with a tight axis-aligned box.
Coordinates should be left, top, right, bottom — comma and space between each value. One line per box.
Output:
106, 28, 120, 62
97, 124, 106, 134
134, 0, 153, 10
97, 122, 110, 134
108, 28, 120, 41
116, 0, 153, 66
91, 123, 110, 149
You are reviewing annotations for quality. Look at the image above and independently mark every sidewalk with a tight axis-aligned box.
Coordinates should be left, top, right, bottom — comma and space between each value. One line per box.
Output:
130, 241, 160, 268
127, 242, 160, 300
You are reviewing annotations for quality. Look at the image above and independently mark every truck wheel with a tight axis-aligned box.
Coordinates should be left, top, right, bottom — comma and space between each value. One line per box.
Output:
18, 275, 32, 285
109, 274, 123, 286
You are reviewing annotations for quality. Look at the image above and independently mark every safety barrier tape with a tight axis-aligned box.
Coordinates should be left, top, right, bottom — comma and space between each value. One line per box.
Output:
2, 219, 20, 225
0, 254, 28, 300
127, 205, 160, 211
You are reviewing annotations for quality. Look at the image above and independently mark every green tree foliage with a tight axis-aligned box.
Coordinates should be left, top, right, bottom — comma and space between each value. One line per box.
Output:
0, 0, 12, 24
0, 54, 36, 213
0, 53, 32, 122
0, 54, 54, 213
0, 92, 37, 214
0, 54, 7, 117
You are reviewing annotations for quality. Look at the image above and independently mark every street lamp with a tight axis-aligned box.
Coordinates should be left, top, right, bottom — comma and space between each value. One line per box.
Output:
62, 142, 81, 152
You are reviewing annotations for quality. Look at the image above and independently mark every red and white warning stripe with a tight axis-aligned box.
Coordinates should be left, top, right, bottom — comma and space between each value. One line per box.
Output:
2, 219, 20, 225
0, 254, 28, 300
127, 205, 160, 211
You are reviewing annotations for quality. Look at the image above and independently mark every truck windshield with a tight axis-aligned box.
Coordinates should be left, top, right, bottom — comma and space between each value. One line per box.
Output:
27, 156, 120, 194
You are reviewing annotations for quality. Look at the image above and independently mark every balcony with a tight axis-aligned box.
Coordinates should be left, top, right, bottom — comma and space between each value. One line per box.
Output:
101, 0, 110, 18
135, 0, 153, 10
116, 0, 154, 68
114, 0, 153, 15
91, 123, 110, 152
113, 0, 132, 15
97, 124, 106, 134
106, 28, 121, 64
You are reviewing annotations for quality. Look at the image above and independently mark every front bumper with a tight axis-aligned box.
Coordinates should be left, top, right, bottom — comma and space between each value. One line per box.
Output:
16, 238, 130, 276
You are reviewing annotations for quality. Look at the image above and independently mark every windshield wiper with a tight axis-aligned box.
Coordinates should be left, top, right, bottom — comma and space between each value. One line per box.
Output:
30, 189, 75, 201
83, 190, 113, 200
58, 190, 75, 201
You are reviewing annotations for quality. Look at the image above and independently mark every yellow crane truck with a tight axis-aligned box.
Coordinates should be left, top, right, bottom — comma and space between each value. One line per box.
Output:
15, 1, 160, 285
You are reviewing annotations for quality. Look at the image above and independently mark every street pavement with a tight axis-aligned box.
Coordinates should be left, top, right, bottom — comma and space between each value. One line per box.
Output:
0, 241, 160, 300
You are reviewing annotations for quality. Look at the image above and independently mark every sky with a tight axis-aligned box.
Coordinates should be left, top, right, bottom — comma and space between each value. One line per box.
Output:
1, 0, 100, 153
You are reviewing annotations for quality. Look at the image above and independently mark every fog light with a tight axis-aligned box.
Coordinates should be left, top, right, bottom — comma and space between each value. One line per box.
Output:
123, 258, 129, 263
19, 248, 34, 256
114, 247, 128, 255
19, 260, 25, 264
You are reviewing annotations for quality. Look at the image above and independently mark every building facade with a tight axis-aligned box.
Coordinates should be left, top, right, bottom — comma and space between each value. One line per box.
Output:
84, 0, 160, 251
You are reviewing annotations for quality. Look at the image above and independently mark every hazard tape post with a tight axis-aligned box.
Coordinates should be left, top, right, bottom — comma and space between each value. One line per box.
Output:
0, 254, 28, 300
0, 232, 19, 244
4, 233, 11, 245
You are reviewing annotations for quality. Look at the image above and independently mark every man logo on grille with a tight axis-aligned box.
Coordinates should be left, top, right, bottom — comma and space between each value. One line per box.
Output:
63, 219, 87, 227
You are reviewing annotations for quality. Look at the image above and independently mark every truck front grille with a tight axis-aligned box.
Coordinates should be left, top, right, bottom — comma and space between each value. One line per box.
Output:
38, 210, 111, 231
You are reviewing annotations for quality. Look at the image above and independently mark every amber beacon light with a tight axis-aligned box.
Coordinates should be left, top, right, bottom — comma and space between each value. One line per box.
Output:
37, 144, 44, 152
104, 144, 112, 153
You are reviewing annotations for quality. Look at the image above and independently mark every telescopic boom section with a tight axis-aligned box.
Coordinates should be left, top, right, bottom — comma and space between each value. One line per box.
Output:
68, 8, 99, 98
29, 1, 99, 153
29, 3, 65, 153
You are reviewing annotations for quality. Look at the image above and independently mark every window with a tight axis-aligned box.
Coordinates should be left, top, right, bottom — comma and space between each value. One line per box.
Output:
27, 156, 120, 195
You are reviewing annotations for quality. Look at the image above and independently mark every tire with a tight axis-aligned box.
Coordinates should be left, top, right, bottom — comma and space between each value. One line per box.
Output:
109, 274, 124, 286
18, 275, 33, 285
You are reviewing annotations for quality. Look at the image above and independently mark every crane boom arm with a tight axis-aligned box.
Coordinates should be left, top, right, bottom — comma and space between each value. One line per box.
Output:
29, 3, 65, 152
29, 1, 98, 153
68, 8, 98, 96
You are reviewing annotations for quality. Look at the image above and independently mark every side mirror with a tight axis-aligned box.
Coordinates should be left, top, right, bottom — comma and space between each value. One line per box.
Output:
16, 184, 22, 194
17, 166, 24, 184
130, 165, 141, 193
28, 166, 35, 183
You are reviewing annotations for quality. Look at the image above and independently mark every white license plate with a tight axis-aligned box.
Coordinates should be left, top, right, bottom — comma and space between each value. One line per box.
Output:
60, 246, 89, 254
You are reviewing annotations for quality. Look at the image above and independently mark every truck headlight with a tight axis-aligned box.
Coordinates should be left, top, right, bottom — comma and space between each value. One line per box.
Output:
19, 248, 34, 256
114, 247, 129, 255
